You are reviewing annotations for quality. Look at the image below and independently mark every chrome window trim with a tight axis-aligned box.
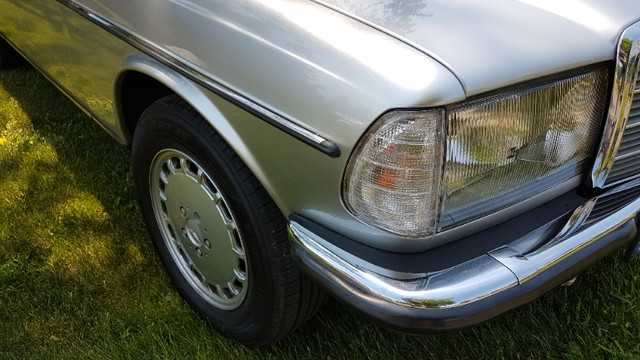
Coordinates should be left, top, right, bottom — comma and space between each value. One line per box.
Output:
589, 21, 640, 188
56, 0, 341, 158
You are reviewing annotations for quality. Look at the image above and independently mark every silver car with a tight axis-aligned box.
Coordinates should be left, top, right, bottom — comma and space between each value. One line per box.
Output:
1, 0, 640, 346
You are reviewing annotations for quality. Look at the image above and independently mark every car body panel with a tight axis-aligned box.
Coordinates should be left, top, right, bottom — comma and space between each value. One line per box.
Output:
71, 0, 467, 143
0, 0, 133, 138
2, 0, 640, 337
0, 0, 472, 251
318, 0, 640, 95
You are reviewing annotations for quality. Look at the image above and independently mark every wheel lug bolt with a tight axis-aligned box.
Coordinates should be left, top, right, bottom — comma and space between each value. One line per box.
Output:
180, 206, 186, 216
204, 239, 211, 249
196, 248, 203, 257
182, 228, 187, 237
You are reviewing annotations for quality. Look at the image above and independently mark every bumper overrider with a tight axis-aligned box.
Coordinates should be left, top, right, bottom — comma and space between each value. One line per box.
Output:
288, 178, 640, 331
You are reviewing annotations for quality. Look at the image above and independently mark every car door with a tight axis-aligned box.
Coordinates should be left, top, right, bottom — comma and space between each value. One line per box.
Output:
0, 1, 72, 85
57, 2, 137, 130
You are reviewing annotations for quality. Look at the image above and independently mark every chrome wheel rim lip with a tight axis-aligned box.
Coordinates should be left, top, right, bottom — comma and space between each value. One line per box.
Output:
149, 149, 249, 310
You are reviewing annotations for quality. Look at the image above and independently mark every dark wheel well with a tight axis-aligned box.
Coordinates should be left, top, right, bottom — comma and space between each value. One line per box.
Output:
118, 71, 173, 142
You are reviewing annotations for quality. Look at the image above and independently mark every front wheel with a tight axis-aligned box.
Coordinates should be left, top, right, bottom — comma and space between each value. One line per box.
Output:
132, 95, 324, 346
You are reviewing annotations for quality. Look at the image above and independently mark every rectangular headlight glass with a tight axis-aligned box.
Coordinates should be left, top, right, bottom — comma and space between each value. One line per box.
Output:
440, 67, 608, 229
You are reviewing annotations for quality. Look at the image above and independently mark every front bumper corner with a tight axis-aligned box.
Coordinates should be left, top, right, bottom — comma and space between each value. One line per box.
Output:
289, 180, 640, 332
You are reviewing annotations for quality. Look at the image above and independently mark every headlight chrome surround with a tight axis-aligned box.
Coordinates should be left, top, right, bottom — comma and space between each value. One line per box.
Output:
343, 66, 609, 239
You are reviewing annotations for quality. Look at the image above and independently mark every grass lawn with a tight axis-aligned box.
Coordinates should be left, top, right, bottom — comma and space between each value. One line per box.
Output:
1, 65, 640, 360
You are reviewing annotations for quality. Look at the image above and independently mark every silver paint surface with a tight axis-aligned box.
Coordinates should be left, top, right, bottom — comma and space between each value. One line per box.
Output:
1, 0, 638, 251
319, 0, 640, 95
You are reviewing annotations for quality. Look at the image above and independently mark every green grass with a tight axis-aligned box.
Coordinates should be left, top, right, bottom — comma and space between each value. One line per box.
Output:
1, 65, 640, 359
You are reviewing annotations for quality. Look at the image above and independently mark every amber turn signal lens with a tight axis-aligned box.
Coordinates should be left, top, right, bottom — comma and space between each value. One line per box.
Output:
343, 110, 444, 237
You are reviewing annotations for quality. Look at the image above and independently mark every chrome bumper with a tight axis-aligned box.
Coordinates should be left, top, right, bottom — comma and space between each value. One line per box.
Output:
289, 179, 640, 331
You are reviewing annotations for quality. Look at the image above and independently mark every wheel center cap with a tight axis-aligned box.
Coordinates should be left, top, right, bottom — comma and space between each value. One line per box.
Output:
186, 218, 203, 247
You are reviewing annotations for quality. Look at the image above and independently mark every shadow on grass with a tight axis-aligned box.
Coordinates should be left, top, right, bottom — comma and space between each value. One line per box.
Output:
1, 66, 639, 360
0, 66, 227, 358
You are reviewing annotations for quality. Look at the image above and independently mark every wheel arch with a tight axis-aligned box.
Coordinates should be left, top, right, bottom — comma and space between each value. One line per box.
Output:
114, 55, 282, 213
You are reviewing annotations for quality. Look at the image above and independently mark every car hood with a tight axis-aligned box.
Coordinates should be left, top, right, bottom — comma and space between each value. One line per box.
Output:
317, 0, 640, 96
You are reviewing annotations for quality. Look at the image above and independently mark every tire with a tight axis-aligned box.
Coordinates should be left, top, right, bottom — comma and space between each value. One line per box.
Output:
132, 95, 325, 346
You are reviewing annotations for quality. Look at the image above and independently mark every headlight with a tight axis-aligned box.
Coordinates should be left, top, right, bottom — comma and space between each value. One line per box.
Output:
343, 67, 609, 238
343, 110, 445, 237
441, 68, 608, 229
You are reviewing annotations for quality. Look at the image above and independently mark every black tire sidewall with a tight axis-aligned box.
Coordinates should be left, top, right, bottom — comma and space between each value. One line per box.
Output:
132, 103, 279, 341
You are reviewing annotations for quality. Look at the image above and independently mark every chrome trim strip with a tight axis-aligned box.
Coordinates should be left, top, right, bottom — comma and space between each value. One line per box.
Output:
56, 0, 340, 158
612, 147, 640, 161
290, 177, 640, 311
590, 21, 640, 188
605, 173, 640, 189
625, 120, 640, 129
